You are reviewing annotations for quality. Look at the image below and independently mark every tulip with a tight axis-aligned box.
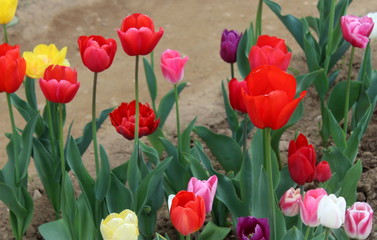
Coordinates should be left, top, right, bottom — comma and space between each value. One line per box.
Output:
117, 13, 164, 56
0, 43, 25, 93
228, 78, 248, 113
170, 191, 206, 236
279, 188, 301, 217
367, 12, 377, 39
100, 209, 139, 240
299, 188, 327, 227
249, 35, 292, 71
317, 194, 346, 229
220, 29, 242, 64
344, 202, 373, 239
187, 175, 218, 213
242, 65, 306, 130
39, 65, 79, 104
23, 44, 69, 79
77, 35, 117, 73
160, 49, 189, 84
236, 216, 270, 240
341, 15, 374, 48
314, 161, 332, 183
109, 100, 160, 140
0, 0, 18, 24
288, 133, 316, 185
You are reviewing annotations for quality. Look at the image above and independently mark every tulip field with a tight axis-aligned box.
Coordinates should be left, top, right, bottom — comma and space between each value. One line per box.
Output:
1, 0, 377, 239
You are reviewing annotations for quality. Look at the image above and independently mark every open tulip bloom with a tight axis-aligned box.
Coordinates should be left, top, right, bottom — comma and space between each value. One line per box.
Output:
341, 15, 374, 48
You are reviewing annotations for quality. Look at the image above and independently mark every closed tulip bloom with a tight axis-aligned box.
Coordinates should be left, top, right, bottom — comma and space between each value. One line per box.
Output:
100, 209, 139, 240
170, 191, 206, 236
23, 44, 69, 79
279, 188, 301, 217
0, 43, 25, 93
228, 78, 248, 113
220, 29, 242, 64
109, 100, 160, 140
160, 49, 189, 84
117, 13, 164, 56
249, 35, 292, 71
299, 188, 327, 227
341, 15, 374, 48
317, 194, 346, 229
242, 65, 306, 130
187, 175, 218, 213
39, 65, 79, 103
236, 216, 270, 240
0, 0, 17, 24
367, 12, 377, 39
314, 161, 332, 183
344, 202, 373, 239
78, 35, 117, 73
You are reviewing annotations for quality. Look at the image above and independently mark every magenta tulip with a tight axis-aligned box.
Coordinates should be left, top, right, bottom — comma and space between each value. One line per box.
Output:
187, 175, 218, 213
160, 49, 189, 84
299, 188, 327, 227
279, 188, 301, 217
220, 29, 242, 64
344, 202, 373, 239
341, 15, 374, 48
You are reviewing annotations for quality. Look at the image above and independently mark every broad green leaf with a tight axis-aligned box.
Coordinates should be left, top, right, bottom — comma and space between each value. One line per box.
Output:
325, 106, 346, 151
127, 146, 141, 193
24, 76, 38, 110
10, 93, 37, 121
77, 195, 96, 239
296, 69, 327, 98
281, 227, 304, 240
157, 82, 186, 127
184, 152, 208, 180
143, 57, 158, 108
140, 141, 160, 167
221, 80, 239, 135
236, 28, 251, 79
94, 145, 111, 201
181, 117, 197, 154
0, 183, 27, 220
106, 173, 133, 212
147, 128, 165, 156
276, 166, 296, 200
198, 221, 231, 240
339, 160, 362, 206
39, 219, 72, 240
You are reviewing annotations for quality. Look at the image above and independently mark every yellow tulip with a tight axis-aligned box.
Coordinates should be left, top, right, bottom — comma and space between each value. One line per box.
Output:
23, 44, 70, 79
100, 209, 139, 240
0, 0, 18, 24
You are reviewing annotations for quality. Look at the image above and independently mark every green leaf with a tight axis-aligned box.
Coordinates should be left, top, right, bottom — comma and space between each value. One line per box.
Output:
276, 166, 296, 200
181, 117, 197, 154
311, 232, 326, 240
24, 76, 38, 110
325, 106, 347, 151
236, 28, 251, 79
281, 227, 304, 240
198, 221, 231, 240
143, 57, 158, 107
106, 173, 133, 213
127, 146, 141, 193
154, 233, 168, 240
339, 160, 362, 206
0, 183, 26, 220
10, 93, 37, 122
140, 141, 160, 167
39, 219, 72, 240
94, 145, 111, 201
184, 152, 209, 180
296, 69, 327, 98
221, 80, 239, 136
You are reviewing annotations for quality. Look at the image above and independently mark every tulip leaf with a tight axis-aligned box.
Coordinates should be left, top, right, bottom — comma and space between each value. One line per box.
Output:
106, 173, 133, 213
324, 106, 346, 151
236, 27, 251, 79
339, 160, 362, 206
311, 232, 326, 240
10, 93, 38, 122
296, 69, 326, 98
276, 166, 296, 200
147, 127, 166, 157
0, 183, 27, 221
140, 141, 160, 167
127, 145, 141, 193
357, 44, 372, 86
302, 28, 321, 72
198, 221, 231, 240
154, 233, 168, 240
181, 117, 197, 154
281, 227, 304, 240
143, 57, 158, 109
24, 76, 38, 110
332, 228, 350, 240
184, 152, 209, 180
94, 145, 111, 201
76, 195, 96, 240
193, 126, 242, 173
221, 80, 239, 136
39, 219, 72, 240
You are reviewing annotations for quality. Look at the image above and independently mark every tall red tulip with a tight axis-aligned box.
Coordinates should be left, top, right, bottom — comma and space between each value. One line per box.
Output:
39, 65, 79, 103
117, 13, 164, 56
77, 35, 117, 72
170, 191, 206, 236
0, 43, 26, 93
242, 65, 306, 130
228, 78, 247, 113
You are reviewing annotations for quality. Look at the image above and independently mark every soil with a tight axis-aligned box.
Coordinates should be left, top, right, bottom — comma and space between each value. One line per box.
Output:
1, 0, 377, 239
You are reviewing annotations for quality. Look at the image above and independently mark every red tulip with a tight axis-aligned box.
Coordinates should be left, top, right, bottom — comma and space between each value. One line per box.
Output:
228, 78, 247, 113
249, 35, 292, 71
117, 13, 164, 56
0, 43, 26, 93
39, 65, 79, 103
109, 100, 160, 140
170, 191, 206, 236
314, 161, 332, 183
78, 35, 117, 73
242, 65, 306, 130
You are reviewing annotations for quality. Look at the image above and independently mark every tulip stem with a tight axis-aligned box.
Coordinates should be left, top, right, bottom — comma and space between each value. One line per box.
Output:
263, 128, 276, 240
6, 93, 20, 183
92, 72, 100, 176
58, 103, 65, 193
134, 55, 140, 155
343, 46, 355, 136
303, 226, 311, 240
255, 0, 263, 38
324, 227, 331, 240
230, 63, 235, 79
174, 84, 182, 162
3, 24, 8, 43
185, 234, 190, 240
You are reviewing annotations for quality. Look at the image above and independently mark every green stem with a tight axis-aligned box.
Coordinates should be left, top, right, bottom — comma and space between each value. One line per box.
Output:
323, 0, 336, 73
46, 101, 57, 164
230, 63, 235, 79
3, 24, 8, 43
58, 103, 65, 192
263, 128, 276, 240
303, 226, 311, 240
343, 46, 355, 135
92, 72, 100, 176
255, 0, 263, 38
324, 228, 331, 240
150, 51, 155, 71
6, 93, 19, 183
174, 84, 182, 162
185, 234, 190, 240
134, 55, 140, 155
242, 113, 247, 159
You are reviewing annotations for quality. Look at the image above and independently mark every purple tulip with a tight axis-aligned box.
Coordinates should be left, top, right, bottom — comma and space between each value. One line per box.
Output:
341, 15, 374, 48
237, 216, 270, 240
220, 29, 242, 63
187, 175, 218, 213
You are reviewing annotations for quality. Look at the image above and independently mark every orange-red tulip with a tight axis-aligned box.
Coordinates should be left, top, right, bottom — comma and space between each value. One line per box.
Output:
0, 43, 26, 93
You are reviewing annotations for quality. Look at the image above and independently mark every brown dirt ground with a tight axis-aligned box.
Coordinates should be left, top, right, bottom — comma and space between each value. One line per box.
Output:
1, 0, 377, 239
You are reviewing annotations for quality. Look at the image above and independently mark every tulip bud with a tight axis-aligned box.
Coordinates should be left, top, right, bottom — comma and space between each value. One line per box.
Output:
314, 161, 332, 182
341, 15, 374, 48
187, 175, 218, 213
299, 188, 327, 227
344, 202, 373, 239
220, 29, 242, 64
100, 209, 139, 240
279, 188, 301, 217
0, 0, 18, 24
317, 194, 346, 229
228, 78, 248, 113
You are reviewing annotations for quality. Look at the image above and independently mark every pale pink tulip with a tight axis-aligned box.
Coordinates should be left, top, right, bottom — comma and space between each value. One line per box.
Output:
279, 188, 301, 217
187, 175, 218, 213
299, 188, 327, 227
160, 49, 189, 84
317, 194, 346, 229
344, 202, 373, 239
341, 15, 374, 48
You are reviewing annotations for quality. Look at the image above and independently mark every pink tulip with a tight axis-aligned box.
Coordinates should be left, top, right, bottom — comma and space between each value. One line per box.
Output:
279, 188, 301, 217
160, 49, 189, 84
344, 202, 373, 239
299, 188, 327, 227
341, 15, 374, 48
187, 175, 218, 213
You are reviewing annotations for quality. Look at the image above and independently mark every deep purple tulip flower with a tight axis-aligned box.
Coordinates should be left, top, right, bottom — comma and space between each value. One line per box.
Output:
220, 29, 242, 63
237, 216, 270, 240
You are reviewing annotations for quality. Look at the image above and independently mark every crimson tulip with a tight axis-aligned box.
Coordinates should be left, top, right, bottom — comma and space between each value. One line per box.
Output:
117, 13, 164, 56
170, 191, 206, 236
341, 15, 374, 48
249, 35, 291, 71
109, 100, 159, 140
228, 78, 247, 113
39, 65, 79, 103
0, 43, 26, 93
242, 65, 306, 130
77, 35, 117, 73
